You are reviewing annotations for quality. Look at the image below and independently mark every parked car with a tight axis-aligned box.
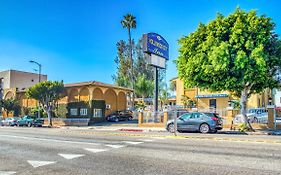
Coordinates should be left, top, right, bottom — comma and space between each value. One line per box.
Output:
1, 117, 19, 126
17, 115, 44, 127
234, 108, 268, 124
106, 110, 133, 122
166, 112, 223, 133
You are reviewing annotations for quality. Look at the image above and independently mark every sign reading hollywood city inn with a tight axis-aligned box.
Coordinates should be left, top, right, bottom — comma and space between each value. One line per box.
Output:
143, 33, 169, 60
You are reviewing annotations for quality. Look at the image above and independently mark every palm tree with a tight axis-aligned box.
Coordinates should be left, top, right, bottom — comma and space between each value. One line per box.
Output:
121, 14, 136, 65
121, 14, 136, 107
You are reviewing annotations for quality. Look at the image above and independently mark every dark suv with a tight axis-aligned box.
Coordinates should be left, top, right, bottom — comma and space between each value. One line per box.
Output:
106, 110, 133, 122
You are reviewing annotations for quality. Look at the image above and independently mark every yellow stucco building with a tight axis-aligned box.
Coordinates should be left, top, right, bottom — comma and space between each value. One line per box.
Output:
2, 81, 133, 123
172, 77, 271, 117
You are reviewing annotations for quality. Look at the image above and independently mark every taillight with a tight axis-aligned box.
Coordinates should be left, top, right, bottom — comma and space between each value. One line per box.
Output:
211, 117, 218, 121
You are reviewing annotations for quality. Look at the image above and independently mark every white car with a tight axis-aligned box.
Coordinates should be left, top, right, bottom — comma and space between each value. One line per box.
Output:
234, 108, 268, 124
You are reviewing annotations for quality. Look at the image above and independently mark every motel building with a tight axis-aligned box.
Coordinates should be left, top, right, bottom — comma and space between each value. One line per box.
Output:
0, 70, 133, 124
171, 77, 271, 117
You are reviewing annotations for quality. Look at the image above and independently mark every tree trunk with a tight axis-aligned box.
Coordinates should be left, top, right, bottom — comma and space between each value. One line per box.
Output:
240, 89, 254, 131
128, 28, 135, 109
47, 106, 52, 127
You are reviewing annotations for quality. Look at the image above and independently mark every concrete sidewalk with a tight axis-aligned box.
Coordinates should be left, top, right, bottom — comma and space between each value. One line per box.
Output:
58, 124, 281, 135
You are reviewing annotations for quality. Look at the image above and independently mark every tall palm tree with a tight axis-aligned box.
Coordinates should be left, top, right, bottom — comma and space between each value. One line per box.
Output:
121, 14, 136, 65
121, 13, 137, 107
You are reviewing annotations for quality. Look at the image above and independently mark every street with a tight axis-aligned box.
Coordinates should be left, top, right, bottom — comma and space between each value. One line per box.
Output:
1, 127, 281, 175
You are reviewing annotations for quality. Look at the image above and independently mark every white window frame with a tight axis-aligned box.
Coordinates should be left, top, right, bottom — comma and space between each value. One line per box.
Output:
93, 109, 102, 118
80, 108, 88, 116
70, 108, 78, 116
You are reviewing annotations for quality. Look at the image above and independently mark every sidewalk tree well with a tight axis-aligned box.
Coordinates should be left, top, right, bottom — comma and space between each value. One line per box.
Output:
176, 8, 281, 130
26, 81, 65, 126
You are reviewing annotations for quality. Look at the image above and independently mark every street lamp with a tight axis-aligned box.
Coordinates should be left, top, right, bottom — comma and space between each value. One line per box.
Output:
29, 60, 42, 119
29, 60, 42, 83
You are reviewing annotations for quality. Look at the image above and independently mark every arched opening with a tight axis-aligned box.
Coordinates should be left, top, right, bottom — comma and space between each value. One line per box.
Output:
68, 88, 79, 102
80, 87, 90, 102
93, 88, 103, 100
104, 89, 117, 115
4, 91, 14, 100
118, 91, 126, 111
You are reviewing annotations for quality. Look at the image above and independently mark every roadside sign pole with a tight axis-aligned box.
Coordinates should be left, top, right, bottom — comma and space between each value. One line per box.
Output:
154, 66, 158, 113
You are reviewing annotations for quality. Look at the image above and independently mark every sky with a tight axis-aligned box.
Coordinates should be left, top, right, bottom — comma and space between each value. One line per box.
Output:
0, 0, 281, 85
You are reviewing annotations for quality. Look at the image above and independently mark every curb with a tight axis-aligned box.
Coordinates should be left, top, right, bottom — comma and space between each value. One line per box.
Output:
119, 129, 144, 132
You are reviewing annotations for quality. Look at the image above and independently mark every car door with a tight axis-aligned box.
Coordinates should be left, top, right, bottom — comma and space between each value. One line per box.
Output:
177, 113, 192, 131
188, 113, 201, 131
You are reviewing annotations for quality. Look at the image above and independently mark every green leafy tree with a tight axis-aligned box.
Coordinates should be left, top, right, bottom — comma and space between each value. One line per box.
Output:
176, 8, 281, 130
135, 74, 154, 100
0, 98, 20, 116
26, 81, 65, 126
112, 40, 131, 87
159, 88, 170, 109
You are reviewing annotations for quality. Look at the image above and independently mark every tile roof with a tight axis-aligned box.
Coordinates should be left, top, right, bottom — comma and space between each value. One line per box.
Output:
64, 81, 133, 91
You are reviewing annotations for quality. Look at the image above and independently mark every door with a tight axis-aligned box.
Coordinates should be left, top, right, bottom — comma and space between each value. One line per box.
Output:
177, 113, 192, 131
189, 113, 202, 131
209, 99, 217, 109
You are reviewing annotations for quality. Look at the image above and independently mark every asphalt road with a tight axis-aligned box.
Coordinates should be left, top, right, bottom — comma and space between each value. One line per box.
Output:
1, 127, 281, 175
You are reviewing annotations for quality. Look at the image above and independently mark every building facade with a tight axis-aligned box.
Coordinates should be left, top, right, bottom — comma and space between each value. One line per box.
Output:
3, 80, 133, 123
0, 70, 47, 100
171, 77, 271, 117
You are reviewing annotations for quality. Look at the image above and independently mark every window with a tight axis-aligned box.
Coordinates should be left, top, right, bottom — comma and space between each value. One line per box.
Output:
191, 113, 201, 119
93, 109, 102, 118
80, 108, 88, 116
70, 108, 78, 116
179, 113, 191, 121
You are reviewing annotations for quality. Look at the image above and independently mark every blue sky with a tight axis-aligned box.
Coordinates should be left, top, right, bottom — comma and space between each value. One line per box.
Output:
0, 0, 280, 85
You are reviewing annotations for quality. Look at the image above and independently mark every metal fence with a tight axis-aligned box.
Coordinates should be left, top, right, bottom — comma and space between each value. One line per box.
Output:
142, 111, 165, 123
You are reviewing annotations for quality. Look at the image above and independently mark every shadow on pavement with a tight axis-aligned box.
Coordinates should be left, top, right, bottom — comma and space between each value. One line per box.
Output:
89, 119, 138, 127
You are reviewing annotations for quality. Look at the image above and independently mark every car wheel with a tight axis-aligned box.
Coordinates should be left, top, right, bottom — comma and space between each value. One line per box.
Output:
27, 122, 32, 127
128, 116, 133, 121
114, 117, 119, 122
167, 123, 175, 133
199, 123, 210, 134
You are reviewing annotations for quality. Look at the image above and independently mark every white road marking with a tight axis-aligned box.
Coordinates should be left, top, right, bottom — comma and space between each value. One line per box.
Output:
0, 171, 17, 175
105, 144, 126, 149
58, 153, 84, 160
27, 160, 56, 168
122, 141, 143, 145
0, 134, 100, 146
137, 139, 154, 142
84, 148, 108, 153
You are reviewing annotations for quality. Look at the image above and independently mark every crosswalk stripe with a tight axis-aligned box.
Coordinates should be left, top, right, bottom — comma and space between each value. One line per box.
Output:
84, 148, 108, 153
122, 141, 143, 145
138, 139, 154, 142
105, 144, 126, 149
27, 160, 56, 168
58, 153, 84, 160
0, 171, 17, 175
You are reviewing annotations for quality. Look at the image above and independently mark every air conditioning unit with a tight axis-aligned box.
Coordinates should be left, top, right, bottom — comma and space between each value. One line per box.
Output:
106, 104, 111, 109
